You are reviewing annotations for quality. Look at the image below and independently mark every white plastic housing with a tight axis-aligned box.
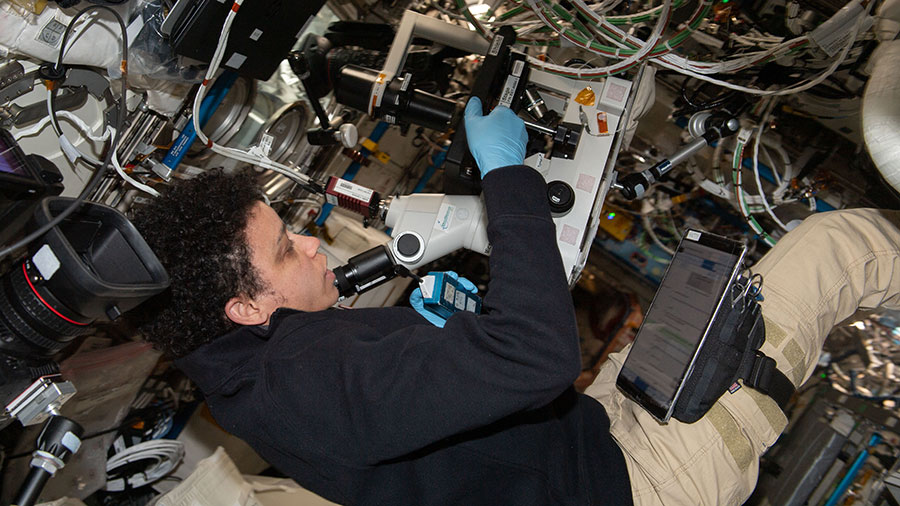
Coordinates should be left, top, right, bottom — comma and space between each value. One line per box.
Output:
384, 194, 489, 269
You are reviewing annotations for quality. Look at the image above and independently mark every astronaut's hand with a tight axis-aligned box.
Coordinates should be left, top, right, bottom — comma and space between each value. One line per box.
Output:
409, 271, 477, 328
464, 97, 527, 178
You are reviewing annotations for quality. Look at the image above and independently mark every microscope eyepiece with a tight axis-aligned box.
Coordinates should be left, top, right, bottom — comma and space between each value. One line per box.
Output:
332, 245, 397, 298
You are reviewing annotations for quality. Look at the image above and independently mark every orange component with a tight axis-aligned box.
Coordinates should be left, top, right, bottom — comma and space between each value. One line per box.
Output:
596, 111, 609, 135
575, 87, 596, 106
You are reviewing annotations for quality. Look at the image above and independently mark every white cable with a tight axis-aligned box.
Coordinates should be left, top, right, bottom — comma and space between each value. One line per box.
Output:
752, 99, 790, 231
651, 24, 852, 95
105, 440, 184, 492
45, 88, 106, 166
14, 110, 111, 143
590, 0, 625, 16
186, 0, 313, 188
524, 0, 869, 94
525, 0, 672, 76
650, 0, 869, 94
641, 214, 676, 255
762, 136, 794, 201
110, 132, 160, 197
605, 0, 669, 21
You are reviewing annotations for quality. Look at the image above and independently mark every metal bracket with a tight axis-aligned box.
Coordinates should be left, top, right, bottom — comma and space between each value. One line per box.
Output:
6, 376, 76, 427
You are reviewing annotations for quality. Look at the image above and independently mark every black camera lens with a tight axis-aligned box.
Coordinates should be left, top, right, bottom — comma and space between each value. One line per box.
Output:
332, 245, 396, 298
0, 260, 92, 357
335, 65, 457, 132
0, 198, 169, 358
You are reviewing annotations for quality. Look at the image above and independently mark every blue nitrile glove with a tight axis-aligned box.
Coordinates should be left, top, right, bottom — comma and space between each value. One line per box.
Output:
409, 271, 478, 328
464, 97, 528, 178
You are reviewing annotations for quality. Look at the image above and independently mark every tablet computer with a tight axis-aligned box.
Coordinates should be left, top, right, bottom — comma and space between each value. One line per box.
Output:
616, 230, 746, 423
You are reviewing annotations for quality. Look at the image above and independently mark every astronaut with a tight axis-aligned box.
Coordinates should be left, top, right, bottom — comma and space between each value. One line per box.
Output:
132, 97, 900, 505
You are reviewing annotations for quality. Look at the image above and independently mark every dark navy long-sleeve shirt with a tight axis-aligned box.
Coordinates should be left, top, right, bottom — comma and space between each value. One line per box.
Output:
176, 165, 632, 505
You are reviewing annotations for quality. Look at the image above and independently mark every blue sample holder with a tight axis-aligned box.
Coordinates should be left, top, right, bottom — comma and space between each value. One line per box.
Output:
420, 272, 482, 320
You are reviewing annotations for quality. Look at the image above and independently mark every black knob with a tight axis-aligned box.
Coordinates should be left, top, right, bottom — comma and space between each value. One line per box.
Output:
546, 181, 575, 216
618, 172, 650, 200
396, 233, 421, 257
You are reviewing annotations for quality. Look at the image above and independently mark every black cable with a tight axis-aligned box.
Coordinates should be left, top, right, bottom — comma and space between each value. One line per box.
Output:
49, 6, 124, 139
0, 5, 128, 261
675, 76, 738, 116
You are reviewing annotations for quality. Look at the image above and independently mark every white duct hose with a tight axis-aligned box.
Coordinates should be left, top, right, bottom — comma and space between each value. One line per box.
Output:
862, 40, 900, 194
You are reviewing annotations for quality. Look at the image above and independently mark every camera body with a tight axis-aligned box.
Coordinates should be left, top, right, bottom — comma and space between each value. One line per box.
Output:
0, 129, 169, 430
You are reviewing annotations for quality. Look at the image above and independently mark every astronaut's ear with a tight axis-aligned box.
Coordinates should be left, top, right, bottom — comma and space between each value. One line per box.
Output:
224, 295, 269, 326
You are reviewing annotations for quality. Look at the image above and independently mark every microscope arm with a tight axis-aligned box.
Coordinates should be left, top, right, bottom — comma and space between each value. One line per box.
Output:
332, 193, 489, 298
383, 194, 489, 268
616, 115, 740, 200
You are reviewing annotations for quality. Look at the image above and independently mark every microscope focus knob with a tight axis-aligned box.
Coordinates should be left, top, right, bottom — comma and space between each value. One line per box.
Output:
392, 232, 425, 265
397, 233, 421, 257
546, 180, 575, 217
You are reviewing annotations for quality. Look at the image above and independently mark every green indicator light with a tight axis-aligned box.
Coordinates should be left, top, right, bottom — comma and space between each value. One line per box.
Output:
607, 212, 616, 219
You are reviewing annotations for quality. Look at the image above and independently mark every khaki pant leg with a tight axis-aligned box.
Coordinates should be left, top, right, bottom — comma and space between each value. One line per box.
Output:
586, 208, 900, 506
586, 346, 785, 506
755, 209, 900, 387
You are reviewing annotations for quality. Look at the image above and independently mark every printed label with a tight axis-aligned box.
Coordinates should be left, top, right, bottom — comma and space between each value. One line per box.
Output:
33, 244, 60, 280
686, 230, 701, 241
511, 59, 525, 77
358, 275, 387, 292
454, 290, 467, 310
400, 73, 412, 91
443, 283, 456, 304
466, 298, 477, 312
250, 29, 263, 41
420, 276, 435, 299
258, 133, 274, 157
370, 73, 389, 114
36, 19, 67, 48
334, 179, 374, 202
434, 203, 455, 232
224, 52, 247, 69
498, 75, 519, 108
488, 34, 505, 56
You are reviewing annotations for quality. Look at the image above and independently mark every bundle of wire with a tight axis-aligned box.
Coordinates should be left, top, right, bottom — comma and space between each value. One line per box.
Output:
105, 439, 185, 492
456, 0, 874, 97
732, 127, 778, 247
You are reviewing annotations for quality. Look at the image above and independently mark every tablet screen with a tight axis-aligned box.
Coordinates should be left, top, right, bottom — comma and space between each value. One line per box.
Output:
0, 136, 27, 176
617, 231, 744, 421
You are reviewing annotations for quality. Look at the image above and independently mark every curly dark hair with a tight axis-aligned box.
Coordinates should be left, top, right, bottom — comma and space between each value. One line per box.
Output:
130, 170, 265, 358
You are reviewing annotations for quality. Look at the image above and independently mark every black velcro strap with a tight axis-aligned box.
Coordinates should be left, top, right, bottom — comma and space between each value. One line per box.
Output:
766, 369, 795, 411
744, 352, 795, 411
